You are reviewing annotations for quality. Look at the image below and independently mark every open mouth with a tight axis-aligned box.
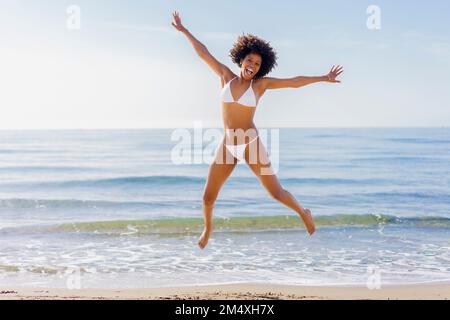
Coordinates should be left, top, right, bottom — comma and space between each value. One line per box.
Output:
245, 68, 254, 77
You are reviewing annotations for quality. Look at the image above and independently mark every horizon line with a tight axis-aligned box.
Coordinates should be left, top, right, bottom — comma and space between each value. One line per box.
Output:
0, 126, 449, 131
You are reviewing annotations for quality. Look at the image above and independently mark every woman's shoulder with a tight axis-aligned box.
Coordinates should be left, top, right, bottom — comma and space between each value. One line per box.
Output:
253, 76, 270, 89
252, 77, 270, 99
221, 73, 238, 88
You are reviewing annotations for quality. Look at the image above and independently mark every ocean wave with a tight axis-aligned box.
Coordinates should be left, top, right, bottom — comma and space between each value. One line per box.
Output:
1, 175, 395, 190
60, 175, 205, 186
348, 156, 434, 163
387, 138, 450, 144
304, 134, 339, 138
0, 198, 177, 210
283, 177, 388, 185
0, 264, 86, 275
1, 175, 206, 189
0, 166, 99, 173
0, 148, 62, 154
354, 191, 450, 201
2, 214, 449, 237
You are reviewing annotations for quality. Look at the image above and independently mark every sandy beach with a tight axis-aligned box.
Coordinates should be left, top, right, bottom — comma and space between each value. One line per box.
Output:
1, 283, 448, 300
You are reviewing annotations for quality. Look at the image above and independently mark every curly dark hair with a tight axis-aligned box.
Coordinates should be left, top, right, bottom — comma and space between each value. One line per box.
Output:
229, 33, 277, 79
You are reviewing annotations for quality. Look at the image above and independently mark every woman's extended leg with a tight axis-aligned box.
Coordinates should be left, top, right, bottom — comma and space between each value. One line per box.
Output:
245, 138, 316, 235
198, 140, 237, 249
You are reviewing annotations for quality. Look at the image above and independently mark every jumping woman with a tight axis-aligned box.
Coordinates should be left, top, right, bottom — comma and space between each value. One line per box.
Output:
171, 11, 343, 249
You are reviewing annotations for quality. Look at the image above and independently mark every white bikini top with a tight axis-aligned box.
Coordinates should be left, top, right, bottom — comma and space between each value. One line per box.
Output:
220, 77, 257, 108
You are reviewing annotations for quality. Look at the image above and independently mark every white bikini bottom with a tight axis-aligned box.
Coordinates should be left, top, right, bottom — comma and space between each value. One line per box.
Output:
223, 136, 259, 162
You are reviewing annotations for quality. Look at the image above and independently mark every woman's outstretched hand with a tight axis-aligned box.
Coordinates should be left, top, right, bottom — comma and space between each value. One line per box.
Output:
325, 65, 344, 83
171, 11, 186, 32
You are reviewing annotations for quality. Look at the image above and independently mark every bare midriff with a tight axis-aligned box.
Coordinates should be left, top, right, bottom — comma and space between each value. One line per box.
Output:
221, 102, 258, 145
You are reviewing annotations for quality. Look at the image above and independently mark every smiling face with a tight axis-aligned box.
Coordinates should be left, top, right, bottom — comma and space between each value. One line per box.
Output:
240, 52, 262, 80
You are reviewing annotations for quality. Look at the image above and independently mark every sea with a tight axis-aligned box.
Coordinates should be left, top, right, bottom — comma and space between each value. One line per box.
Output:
0, 128, 449, 288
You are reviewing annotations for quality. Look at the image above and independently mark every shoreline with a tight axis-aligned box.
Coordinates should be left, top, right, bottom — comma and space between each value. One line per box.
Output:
1, 283, 449, 300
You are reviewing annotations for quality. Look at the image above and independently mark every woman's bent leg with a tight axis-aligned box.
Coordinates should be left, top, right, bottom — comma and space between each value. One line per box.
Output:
245, 138, 316, 235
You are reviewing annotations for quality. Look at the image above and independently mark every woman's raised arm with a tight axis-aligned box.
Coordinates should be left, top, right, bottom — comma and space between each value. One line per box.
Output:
171, 11, 232, 79
262, 65, 344, 90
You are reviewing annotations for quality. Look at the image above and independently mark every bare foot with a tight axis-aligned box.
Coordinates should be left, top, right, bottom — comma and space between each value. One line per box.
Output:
198, 228, 212, 249
299, 208, 316, 235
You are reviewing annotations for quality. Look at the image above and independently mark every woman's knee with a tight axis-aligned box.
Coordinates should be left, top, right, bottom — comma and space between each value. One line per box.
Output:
269, 188, 284, 201
202, 192, 217, 207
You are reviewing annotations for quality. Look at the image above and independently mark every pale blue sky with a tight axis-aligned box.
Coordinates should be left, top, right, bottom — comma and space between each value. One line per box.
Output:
0, 0, 449, 129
